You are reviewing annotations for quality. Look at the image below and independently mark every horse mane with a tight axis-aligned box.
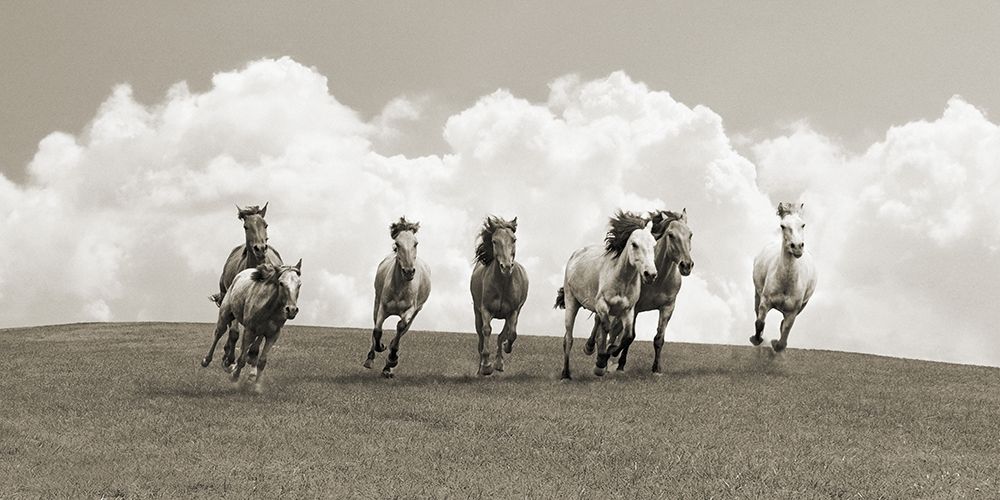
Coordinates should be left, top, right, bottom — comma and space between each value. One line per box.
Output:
649, 210, 685, 238
251, 263, 277, 282
237, 204, 266, 219
777, 202, 802, 218
605, 210, 648, 258
474, 215, 517, 265
390, 217, 421, 239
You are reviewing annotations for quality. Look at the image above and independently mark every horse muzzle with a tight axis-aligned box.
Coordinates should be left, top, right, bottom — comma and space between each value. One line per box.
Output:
401, 268, 416, 281
284, 305, 299, 320
252, 244, 267, 259
642, 270, 657, 284
679, 261, 693, 276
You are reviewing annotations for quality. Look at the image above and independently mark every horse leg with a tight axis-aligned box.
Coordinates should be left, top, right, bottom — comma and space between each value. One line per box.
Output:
561, 297, 580, 380
364, 307, 387, 369
231, 327, 254, 382
594, 298, 612, 376
583, 320, 599, 356
496, 310, 518, 373
250, 332, 280, 393
611, 311, 635, 362
478, 308, 495, 376
222, 320, 240, 370
202, 309, 234, 368
246, 334, 264, 368
502, 308, 519, 354
750, 293, 767, 346
651, 301, 676, 373
772, 310, 797, 353
383, 308, 417, 378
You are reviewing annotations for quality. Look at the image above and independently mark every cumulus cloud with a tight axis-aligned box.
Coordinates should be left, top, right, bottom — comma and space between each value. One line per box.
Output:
1, 58, 997, 367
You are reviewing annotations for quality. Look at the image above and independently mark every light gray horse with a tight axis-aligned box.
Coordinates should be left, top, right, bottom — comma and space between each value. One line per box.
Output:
202, 260, 302, 392
556, 211, 657, 379
364, 217, 431, 378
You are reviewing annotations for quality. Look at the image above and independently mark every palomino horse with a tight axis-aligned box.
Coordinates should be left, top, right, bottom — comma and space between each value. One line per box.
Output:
209, 203, 283, 371
470, 216, 528, 376
586, 209, 694, 373
201, 260, 302, 391
751, 202, 817, 352
364, 217, 432, 378
556, 210, 657, 379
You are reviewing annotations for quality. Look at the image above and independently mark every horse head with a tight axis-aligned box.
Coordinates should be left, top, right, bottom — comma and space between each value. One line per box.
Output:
651, 208, 694, 276
237, 202, 269, 260
607, 210, 657, 284
777, 202, 806, 258
390, 217, 421, 281
477, 215, 518, 275
277, 259, 302, 319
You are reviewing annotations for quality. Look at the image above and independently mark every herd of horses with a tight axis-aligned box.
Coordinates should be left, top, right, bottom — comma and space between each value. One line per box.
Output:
200, 201, 817, 390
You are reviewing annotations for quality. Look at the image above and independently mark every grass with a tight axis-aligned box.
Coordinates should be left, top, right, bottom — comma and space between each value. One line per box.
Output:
0, 322, 998, 498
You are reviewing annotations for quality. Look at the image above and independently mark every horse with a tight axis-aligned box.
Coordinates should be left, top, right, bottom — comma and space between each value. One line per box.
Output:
555, 210, 658, 379
470, 216, 529, 376
363, 217, 432, 378
584, 209, 694, 373
208, 203, 283, 371
750, 202, 817, 352
201, 259, 302, 392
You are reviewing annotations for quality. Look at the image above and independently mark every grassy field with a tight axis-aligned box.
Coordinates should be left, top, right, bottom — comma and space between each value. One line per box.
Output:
0, 322, 997, 498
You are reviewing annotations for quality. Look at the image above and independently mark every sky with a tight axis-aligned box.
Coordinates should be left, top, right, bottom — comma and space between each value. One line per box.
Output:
1, 2, 999, 366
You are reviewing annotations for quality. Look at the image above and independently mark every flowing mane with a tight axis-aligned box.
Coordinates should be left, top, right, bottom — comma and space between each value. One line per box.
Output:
390, 217, 421, 239
776, 202, 802, 218
605, 210, 648, 258
237, 204, 267, 219
648, 210, 685, 238
474, 216, 518, 265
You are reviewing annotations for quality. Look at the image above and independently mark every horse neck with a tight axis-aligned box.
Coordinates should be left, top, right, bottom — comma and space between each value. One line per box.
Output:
610, 251, 641, 283
249, 279, 284, 327
242, 245, 265, 268
486, 259, 513, 293
653, 238, 678, 281
776, 247, 801, 278
389, 258, 411, 288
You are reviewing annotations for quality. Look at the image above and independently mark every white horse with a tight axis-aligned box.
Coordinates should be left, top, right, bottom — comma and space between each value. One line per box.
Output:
751, 202, 817, 352
364, 217, 432, 378
556, 211, 658, 379
202, 260, 302, 392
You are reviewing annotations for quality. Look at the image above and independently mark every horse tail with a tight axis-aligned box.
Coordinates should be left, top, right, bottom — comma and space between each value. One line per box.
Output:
209, 293, 224, 307
554, 287, 566, 309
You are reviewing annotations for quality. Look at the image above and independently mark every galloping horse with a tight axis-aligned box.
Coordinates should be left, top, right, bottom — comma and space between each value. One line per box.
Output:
586, 209, 694, 373
210, 203, 283, 371
201, 259, 302, 392
364, 217, 432, 378
556, 211, 658, 379
470, 216, 528, 376
751, 202, 817, 352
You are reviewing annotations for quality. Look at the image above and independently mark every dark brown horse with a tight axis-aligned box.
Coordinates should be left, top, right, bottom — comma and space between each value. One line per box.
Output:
209, 203, 282, 371
202, 260, 302, 392
470, 216, 528, 375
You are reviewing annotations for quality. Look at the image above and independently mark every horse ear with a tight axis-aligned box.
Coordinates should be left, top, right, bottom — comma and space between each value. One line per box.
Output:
799, 202, 804, 212
413, 222, 420, 233
295, 258, 302, 273
682, 208, 688, 220
260, 202, 268, 218
511, 217, 518, 232
236, 204, 244, 219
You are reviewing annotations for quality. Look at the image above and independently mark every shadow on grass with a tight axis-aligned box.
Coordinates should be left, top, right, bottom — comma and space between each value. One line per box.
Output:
282, 369, 552, 387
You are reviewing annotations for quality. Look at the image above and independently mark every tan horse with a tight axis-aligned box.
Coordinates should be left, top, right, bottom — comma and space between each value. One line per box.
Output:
587, 209, 694, 373
209, 203, 283, 371
751, 202, 817, 352
363, 217, 431, 378
470, 216, 528, 376
556, 211, 657, 379
201, 260, 302, 392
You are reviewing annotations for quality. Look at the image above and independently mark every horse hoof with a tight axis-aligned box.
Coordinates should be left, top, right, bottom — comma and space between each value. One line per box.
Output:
223, 364, 236, 374
495, 363, 504, 373
479, 365, 494, 376
771, 340, 786, 352
375, 342, 386, 353
201, 357, 211, 368
594, 366, 606, 377
615, 363, 625, 372
749, 335, 764, 346
386, 358, 399, 369
502, 340, 513, 354
381, 370, 394, 379
363, 358, 373, 369
560, 372, 572, 381
583, 343, 595, 356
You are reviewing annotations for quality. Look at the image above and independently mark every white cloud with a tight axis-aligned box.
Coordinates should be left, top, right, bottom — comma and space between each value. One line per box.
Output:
1, 58, 998, 367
